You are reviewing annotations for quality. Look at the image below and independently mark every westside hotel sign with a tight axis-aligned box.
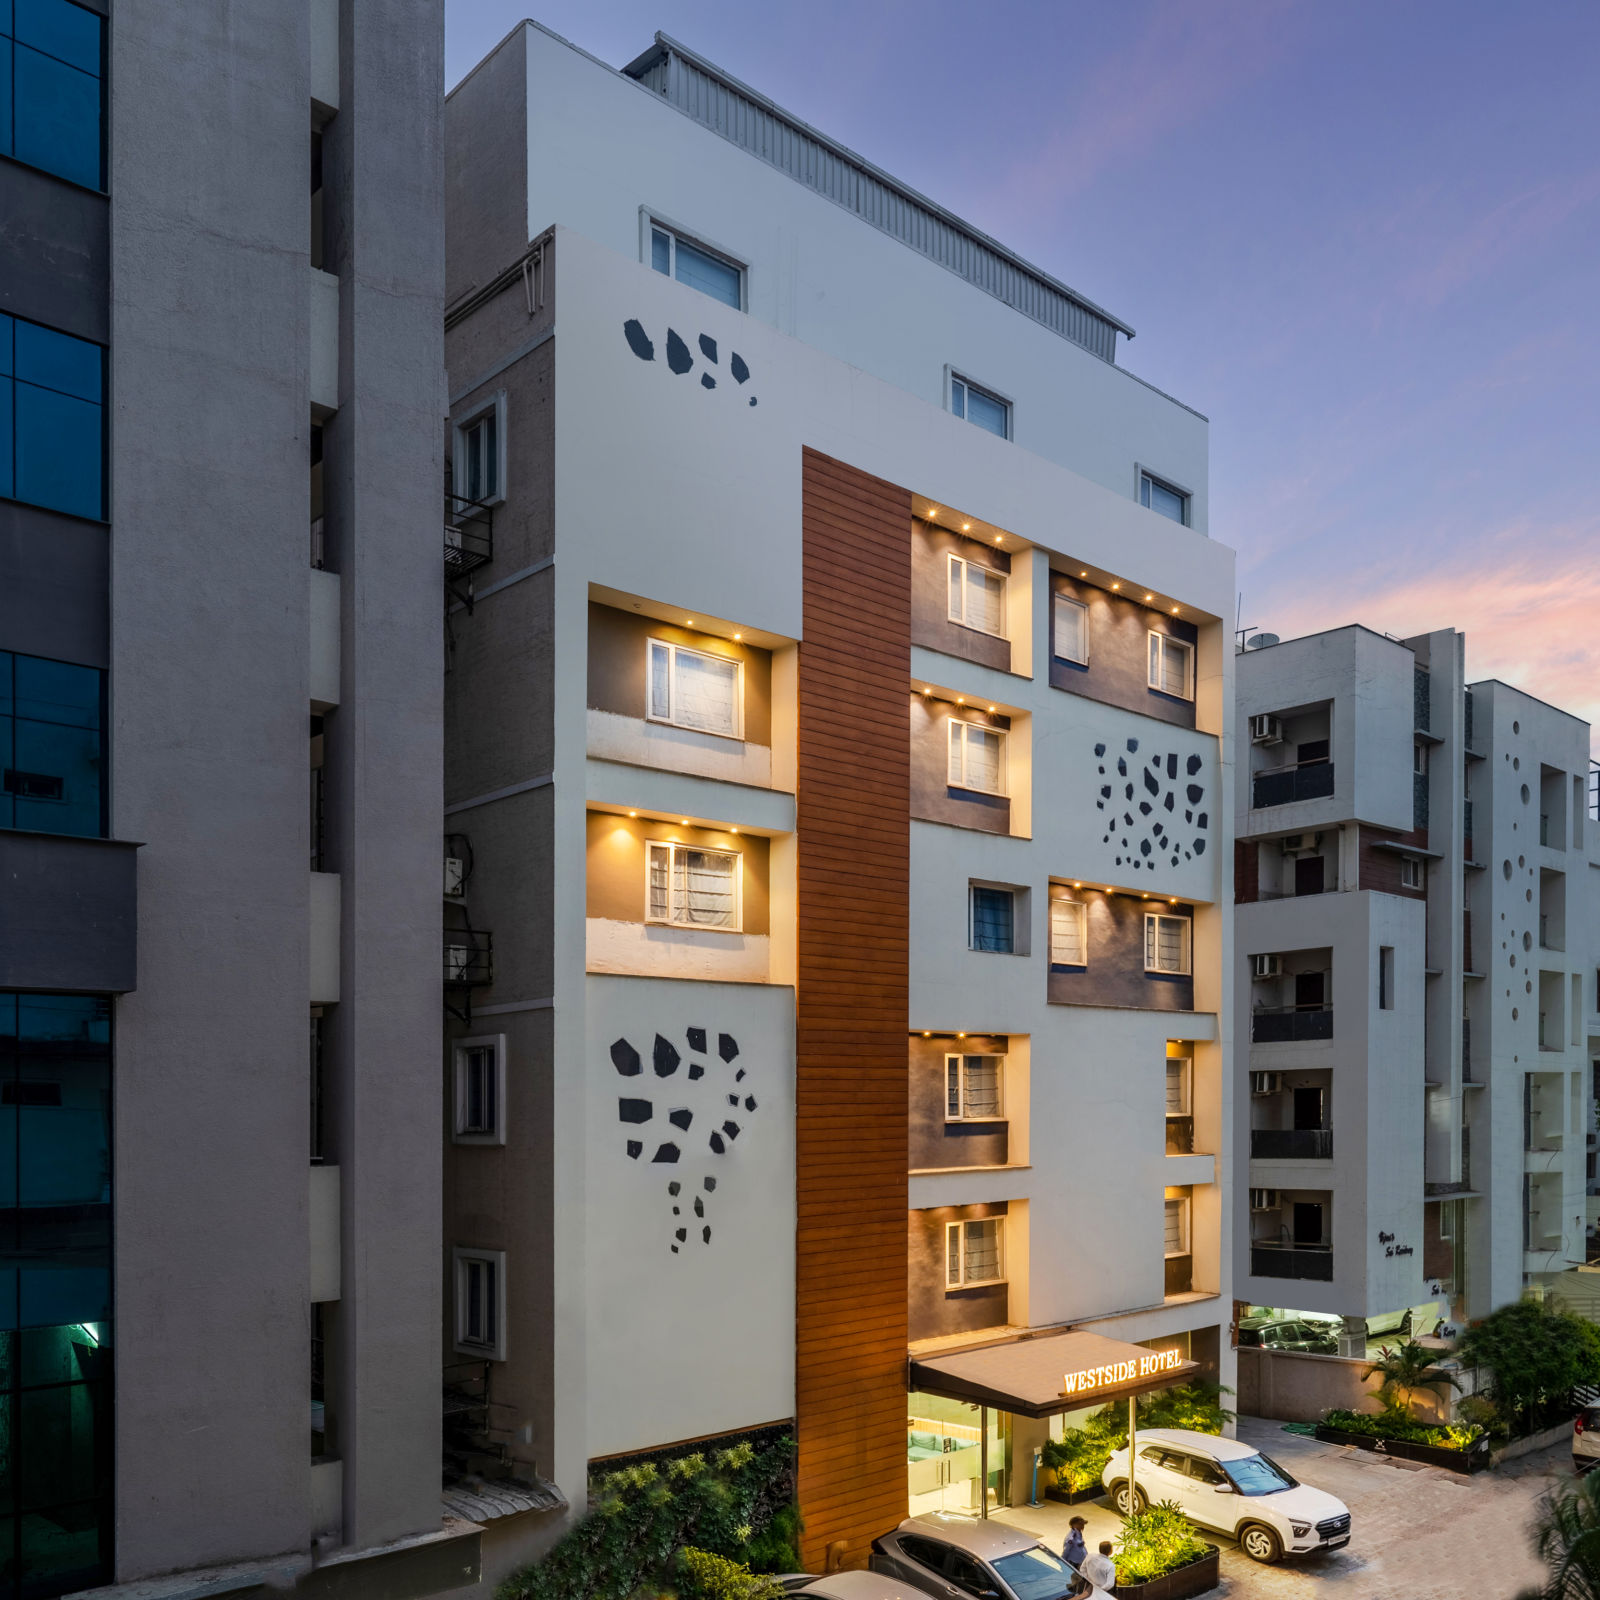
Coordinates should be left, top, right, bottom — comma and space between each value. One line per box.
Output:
1061, 1348, 1184, 1399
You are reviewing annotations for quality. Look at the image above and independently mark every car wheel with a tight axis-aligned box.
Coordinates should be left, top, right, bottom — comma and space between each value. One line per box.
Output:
1111, 1480, 1148, 1516
1239, 1524, 1281, 1563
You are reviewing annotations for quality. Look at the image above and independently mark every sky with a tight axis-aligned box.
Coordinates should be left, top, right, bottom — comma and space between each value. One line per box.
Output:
446, 1, 1600, 736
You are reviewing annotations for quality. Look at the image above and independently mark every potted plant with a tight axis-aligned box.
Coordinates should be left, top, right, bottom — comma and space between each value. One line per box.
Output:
1314, 1346, 1485, 1470
1109, 1501, 1220, 1600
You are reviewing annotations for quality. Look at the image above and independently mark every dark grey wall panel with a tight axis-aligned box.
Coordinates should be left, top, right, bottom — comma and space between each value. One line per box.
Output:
1047, 892, 1193, 1012
910, 520, 1011, 674
0, 503, 109, 667
907, 1201, 1010, 1342
0, 832, 137, 992
909, 1033, 1009, 1171
1048, 573, 1198, 730
909, 694, 1010, 835
0, 162, 109, 343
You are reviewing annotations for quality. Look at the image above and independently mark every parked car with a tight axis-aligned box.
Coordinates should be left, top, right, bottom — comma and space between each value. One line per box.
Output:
779, 1573, 936, 1599
1573, 1399, 1600, 1474
872, 1513, 1110, 1599
1102, 1427, 1351, 1564
1237, 1316, 1338, 1354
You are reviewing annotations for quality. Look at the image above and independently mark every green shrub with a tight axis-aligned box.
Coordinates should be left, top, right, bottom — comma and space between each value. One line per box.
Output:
740, 1502, 803, 1574
1457, 1300, 1600, 1435
674, 1546, 785, 1600
1041, 1383, 1233, 1494
1113, 1501, 1210, 1585
1322, 1407, 1483, 1450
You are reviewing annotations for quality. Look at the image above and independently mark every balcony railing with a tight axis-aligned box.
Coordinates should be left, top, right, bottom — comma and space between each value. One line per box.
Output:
1251, 1244, 1334, 1281
445, 493, 494, 577
444, 926, 494, 988
1165, 1116, 1194, 1155
1252, 761, 1335, 809
1251, 1128, 1333, 1159
1252, 1007, 1334, 1043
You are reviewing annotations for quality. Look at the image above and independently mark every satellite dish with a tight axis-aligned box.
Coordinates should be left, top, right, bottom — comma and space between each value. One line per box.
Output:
1245, 632, 1280, 650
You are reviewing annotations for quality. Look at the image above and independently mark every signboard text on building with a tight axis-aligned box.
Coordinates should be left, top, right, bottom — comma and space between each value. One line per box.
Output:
1060, 1348, 1183, 1398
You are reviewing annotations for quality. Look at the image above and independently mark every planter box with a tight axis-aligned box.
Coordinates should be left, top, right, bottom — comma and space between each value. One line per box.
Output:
1043, 1482, 1107, 1506
1314, 1422, 1488, 1474
1490, 1418, 1572, 1468
1110, 1545, 1220, 1600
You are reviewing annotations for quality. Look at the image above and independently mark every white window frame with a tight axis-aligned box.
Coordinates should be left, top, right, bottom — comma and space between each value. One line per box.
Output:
947, 717, 1007, 796
945, 1053, 1005, 1121
452, 1034, 507, 1146
1053, 592, 1089, 665
1145, 913, 1192, 976
1049, 895, 1087, 966
1138, 467, 1191, 527
646, 637, 745, 740
1164, 1196, 1191, 1258
644, 839, 743, 932
1165, 1056, 1192, 1118
968, 883, 1020, 955
948, 369, 1013, 441
645, 214, 746, 311
945, 1216, 1006, 1288
1147, 631, 1196, 701
452, 391, 507, 507
1400, 856, 1423, 890
946, 552, 1007, 637
453, 1247, 507, 1360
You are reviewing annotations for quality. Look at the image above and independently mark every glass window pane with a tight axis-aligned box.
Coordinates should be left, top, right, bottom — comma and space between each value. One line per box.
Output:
964, 1057, 1000, 1117
950, 380, 965, 419
965, 566, 1004, 635
946, 1224, 961, 1283
18, 1266, 109, 1332
13, 42, 100, 188
14, 383, 102, 519
673, 238, 740, 308
946, 1058, 960, 1117
1144, 476, 1186, 524
947, 720, 963, 786
646, 843, 670, 921
1051, 899, 1084, 966
12, 718, 101, 835
1054, 595, 1087, 663
964, 727, 1001, 793
14, 321, 100, 404
480, 411, 497, 498
965, 1218, 1001, 1281
14, 656, 98, 729
971, 887, 1013, 953
18, 1068, 108, 1207
650, 228, 671, 275
14, 0, 102, 75
648, 641, 671, 720
0, 40, 11, 164
0, 378, 12, 501
0, 314, 12, 376
670, 648, 738, 735
947, 557, 963, 622
965, 387, 1008, 438
1166, 1060, 1189, 1113
679, 849, 735, 927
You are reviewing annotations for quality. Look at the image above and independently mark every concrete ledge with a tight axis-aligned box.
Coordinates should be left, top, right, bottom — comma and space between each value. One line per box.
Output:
0, 830, 139, 992
1490, 1418, 1572, 1467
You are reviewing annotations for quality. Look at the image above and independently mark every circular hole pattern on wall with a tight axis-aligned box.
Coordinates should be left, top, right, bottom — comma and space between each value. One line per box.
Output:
1521, 784, 1530, 803
1503, 860, 1513, 879
1513, 1007, 1519, 1020
1514, 720, 1521, 735
1514, 757, 1521, 771
1523, 932, 1533, 951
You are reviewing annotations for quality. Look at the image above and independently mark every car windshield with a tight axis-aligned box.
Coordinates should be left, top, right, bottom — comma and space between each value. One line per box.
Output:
1222, 1451, 1298, 1496
991, 1543, 1077, 1600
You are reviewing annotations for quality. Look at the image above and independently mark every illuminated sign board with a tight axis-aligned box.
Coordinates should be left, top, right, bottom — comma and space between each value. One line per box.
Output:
1061, 1348, 1183, 1398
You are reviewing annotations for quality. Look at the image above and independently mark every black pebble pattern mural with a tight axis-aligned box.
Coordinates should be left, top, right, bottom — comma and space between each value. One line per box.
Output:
611, 1027, 752, 1253
1093, 737, 1209, 870
624, 319, 758, 406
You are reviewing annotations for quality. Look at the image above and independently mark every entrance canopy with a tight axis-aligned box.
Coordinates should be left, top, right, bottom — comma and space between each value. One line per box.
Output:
910, 1328, 1200, 1418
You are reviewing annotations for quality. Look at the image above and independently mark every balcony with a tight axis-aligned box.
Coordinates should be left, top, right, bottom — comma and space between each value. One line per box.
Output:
445, 492, 493, 579
1251, 1128, 1332, 1160
1251, 1006, 1333, 1043
1252, 761, 1335, 809
444, 926, 493, 987
1251, 1244, 1334, 1282
1165, 1116, 1194, 1155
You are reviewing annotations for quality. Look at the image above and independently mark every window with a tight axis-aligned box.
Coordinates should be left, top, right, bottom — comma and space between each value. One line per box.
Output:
1049, 896, 1086, 966
1378, 946, 1395, 1010
1, 649, 104, 836
950, 374, 1010, 439
647, 638, 743, 738
1164, 1197, 1190, 1256
453, 1035, 507, 1145
453, 393, 504, 505
969, 886, 1015, 953
1400, 856, 1423, 891
646, 840, 741, 930
1053, 592, 1088, 665
1147, 632, 1195, 700
1140, 471, 1189, 525
945, 1217, 1004, 1286
1, 313, 106, 520
947, 554, 1006, 636
946, 1054, 1003, 1120
1413, 743, 1427, 775
1166, 1058, 1191, 1116
1145, 914, 1191, 975
2, 0, 104, 190
948, 718, 1006, 795
453, 1248, 506, 1359
650, 222, 743, 309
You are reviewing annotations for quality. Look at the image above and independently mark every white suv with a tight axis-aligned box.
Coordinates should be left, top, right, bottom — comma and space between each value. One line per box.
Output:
1101, 1427, 1351, 1564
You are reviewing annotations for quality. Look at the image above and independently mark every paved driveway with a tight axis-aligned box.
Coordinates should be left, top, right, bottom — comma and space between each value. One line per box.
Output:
993, 1414, 1567, 1599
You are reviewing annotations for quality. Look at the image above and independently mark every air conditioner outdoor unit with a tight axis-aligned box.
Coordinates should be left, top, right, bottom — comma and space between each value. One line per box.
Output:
444, 856, 466, 898
1252, 953, 1282, 979
1249, 714, 1283, 745
1249, 1188, 1280, 1211
1250, 1071, 1284, 1096
1280, 833, 1317, 855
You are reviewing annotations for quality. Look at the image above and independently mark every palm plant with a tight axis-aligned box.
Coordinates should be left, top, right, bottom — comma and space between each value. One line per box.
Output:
1521, 1470, 1600, 1599
1363, 1340, 1462, 1419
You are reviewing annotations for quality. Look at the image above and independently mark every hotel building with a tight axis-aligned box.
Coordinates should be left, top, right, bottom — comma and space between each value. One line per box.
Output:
442, 25, 1235, 1582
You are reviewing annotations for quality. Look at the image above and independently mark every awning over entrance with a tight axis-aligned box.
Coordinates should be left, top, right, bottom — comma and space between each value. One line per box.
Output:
909, 1327, 1201, 1418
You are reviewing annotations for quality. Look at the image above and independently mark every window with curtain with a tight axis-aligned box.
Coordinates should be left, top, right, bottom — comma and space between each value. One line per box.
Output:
0, 313, 106, 520
969, 886, 1014, 953
2, 0, 105, 191
1145, 913, 1191, 975
650, 223, 743, 309
948, 718, 1005, 795
1163, 1198, 1190, 1256
1050, 897, 1086, 966
1053, 593, 1089, 664
1140, 471, 1188, 525
946, 1217, 1004, 1286
1166, 1058, 1191, 1115
648, 639, 742, 738
646, 840, 740, 930
950, 375, 1010, 439
1147, 632, 1194, 700
945, 1054, 1002, 1119
947, 554, 1006, 636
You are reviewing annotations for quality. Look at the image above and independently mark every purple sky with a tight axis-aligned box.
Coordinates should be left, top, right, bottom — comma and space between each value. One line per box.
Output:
447, 3, 1600, 735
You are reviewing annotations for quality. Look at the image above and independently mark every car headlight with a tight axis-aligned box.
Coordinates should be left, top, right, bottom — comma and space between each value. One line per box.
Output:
1290, 1522, 1311, 1538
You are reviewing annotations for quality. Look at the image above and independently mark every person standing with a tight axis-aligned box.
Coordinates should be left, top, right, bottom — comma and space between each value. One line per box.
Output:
1062, 1517, 1089, 1594
1080, 1539, 1117, 1593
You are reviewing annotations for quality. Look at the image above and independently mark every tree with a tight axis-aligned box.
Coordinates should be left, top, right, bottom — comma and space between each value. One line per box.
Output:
1458, 1300, 1600, 1434
1520, 1469, 1600, 1600
1363, 1340, 1461, 1419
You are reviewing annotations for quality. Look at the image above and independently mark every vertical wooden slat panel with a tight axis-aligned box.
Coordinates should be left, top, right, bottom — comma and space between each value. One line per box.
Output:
796, 448, 911, 1571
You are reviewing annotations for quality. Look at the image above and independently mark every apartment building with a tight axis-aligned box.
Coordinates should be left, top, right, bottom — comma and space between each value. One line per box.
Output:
442, 25, 1234, 1583
1234, 626, 1597, 1355
1, 3, 472, 1596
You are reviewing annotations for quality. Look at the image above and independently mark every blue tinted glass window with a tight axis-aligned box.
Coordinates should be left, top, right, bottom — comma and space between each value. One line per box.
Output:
14, 655, 99, 728
971, 887, 1015, 953
0, 653, 104, 836
0, 38, 11, 166
650, 228, 671, 275
965, 387, 1008, 438
13, 321, 100, 404
0, 380, 11, 503
14, 382, 102, 520
673, 237, 741, 308
14, 0, 100, 75
0, 314, 11, 375
3, 0, 103, 190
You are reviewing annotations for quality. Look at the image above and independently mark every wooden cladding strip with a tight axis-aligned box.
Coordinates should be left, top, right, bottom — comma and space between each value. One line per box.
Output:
796, 448, 912, 1573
